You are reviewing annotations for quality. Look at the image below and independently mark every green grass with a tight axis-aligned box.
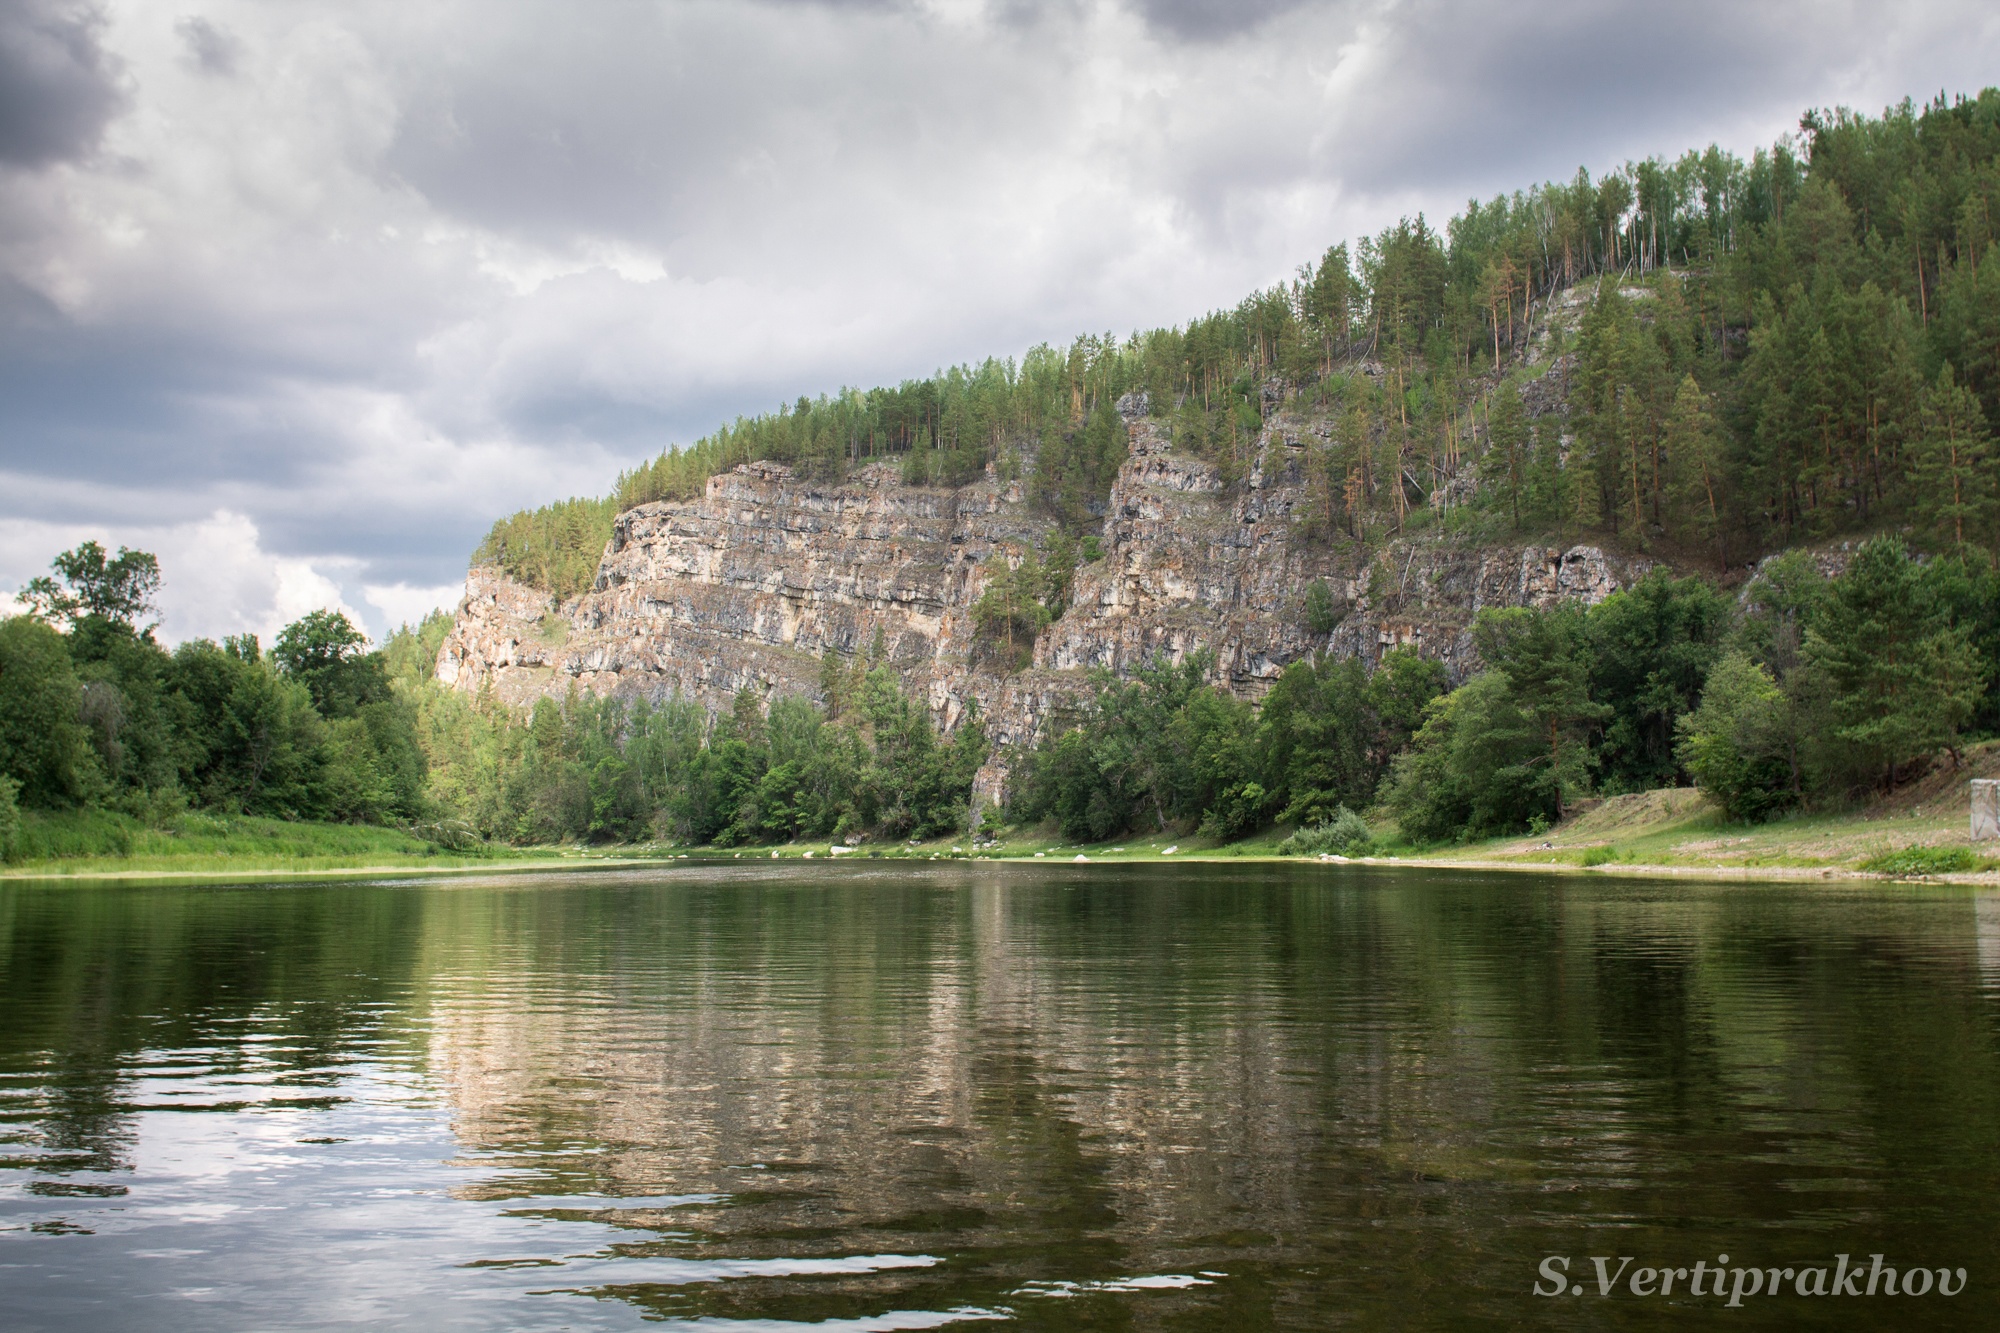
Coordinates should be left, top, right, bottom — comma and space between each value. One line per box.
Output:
1859, 845, 1987, 876
2, 808, 520, 876
18, 798, 1989, 885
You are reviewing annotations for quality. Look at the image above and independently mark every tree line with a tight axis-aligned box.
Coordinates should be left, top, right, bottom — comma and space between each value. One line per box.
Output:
405, 621, 985, 846
0, 544, 425, 838
0, 544, 983, 856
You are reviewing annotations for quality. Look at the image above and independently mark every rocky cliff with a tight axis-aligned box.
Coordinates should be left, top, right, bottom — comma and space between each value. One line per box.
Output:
437, 399, 1647, 803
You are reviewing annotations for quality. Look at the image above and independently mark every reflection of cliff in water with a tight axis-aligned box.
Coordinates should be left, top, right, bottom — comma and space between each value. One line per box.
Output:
413, 866, 2000, 1322
422, 870, 1332, 1281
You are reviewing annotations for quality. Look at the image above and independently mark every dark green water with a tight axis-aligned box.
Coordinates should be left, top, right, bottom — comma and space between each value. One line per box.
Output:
1, 863, 1997, 1330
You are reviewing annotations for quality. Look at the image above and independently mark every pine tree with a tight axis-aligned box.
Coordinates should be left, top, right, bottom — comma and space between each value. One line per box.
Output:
1663, 375, 1728, 563
1805, 538, 1987, 786
1909, 365, 1997, 553
1487, 385, 1529, 531
1471, 606, 1608, 818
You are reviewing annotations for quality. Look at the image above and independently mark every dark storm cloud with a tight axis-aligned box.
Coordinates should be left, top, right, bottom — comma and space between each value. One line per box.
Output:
0, 0, 120, 166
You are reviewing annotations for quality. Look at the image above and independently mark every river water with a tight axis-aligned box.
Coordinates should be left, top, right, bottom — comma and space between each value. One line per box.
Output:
2, 862, 1997, 1329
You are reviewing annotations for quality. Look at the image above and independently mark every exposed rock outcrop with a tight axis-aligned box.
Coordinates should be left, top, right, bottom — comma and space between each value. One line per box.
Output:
438, 417, 1650, 804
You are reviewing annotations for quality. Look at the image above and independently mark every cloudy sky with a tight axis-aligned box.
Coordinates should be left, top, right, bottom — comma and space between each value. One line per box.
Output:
1, 0, 1994, 643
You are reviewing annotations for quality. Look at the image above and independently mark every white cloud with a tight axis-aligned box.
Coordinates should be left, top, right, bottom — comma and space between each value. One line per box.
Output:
0, 509, 367, 646
363, 579, 465, 632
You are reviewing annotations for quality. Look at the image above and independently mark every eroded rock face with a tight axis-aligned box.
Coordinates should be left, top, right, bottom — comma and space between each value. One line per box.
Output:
437, 423, 1649, 804
1035, 419, 1644, 691
443, 459, 1047, 711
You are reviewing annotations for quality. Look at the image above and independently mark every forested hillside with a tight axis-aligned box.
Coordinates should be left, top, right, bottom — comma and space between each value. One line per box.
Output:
483, 91, 2000, 596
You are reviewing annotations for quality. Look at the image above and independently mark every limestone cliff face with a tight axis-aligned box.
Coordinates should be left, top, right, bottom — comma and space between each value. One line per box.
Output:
438, 410, 1648, 802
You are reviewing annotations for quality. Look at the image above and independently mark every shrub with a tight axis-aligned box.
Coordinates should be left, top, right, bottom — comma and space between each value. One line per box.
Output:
1279, 806, 1374, 857
1861, 845, 1979, 876
1675, 651, 1798, 822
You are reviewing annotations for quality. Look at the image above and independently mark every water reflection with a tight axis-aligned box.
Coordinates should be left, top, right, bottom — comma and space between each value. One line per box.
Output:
1, 864, 1998, 1329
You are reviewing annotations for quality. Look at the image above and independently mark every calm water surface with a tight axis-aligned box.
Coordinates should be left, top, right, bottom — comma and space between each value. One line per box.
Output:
2, 862, 1998, 1329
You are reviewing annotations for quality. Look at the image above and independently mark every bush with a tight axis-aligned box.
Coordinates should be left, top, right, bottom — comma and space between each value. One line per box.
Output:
1278, 806, 1374, 857
1675, 651, 1798, 822
1861, 845, 1980, 876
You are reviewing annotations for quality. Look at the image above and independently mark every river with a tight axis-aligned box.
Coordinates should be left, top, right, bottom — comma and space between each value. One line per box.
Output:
2, 862, 1996, 1329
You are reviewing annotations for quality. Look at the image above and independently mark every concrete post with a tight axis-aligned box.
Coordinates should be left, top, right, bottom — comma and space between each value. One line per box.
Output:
1973, 779, 2000, 843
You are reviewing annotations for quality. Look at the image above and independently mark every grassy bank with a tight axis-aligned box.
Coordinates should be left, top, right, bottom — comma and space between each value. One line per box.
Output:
1389, 741, 2000, 882
681, 743, 2000, 886
0, 809, 559, 879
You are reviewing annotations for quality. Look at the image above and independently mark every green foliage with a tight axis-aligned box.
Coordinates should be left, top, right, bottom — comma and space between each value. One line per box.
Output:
273, 610, 385, 719
1681, 541, 1993, 815
1034, 404, 1129, 530
1586, 571, 1730, 791
1007, 653, 1257, 842
1302, 580, 1340, 635
380, 611, 455, 687
67, 616, 181, 806
1732, 549, 1829, 675
1387, 671, 1552, 843
22, 541, 161, 629
169, 637, 332, 818
970, 553, 1055, 664
1389, 536, 1998, 843
1277, 807, 1374, 857
0, 615, 97, 808
1916, 551, 2000, 736
1, 806, 462, 869
0, 774, 19, 858
404, 668, 985, 848
3, 544, 431, 836
1804, 537, 1988, 788
1006, 648, 1439, 844
1910, 365, 1998, 553
1253, 649, 1446, 828
1484, 382, 1532, 532
1675, 652, 1798, 821
475, 496, 617, 599
1860, 845, 1981, 875
1470, 604, 1607, 817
